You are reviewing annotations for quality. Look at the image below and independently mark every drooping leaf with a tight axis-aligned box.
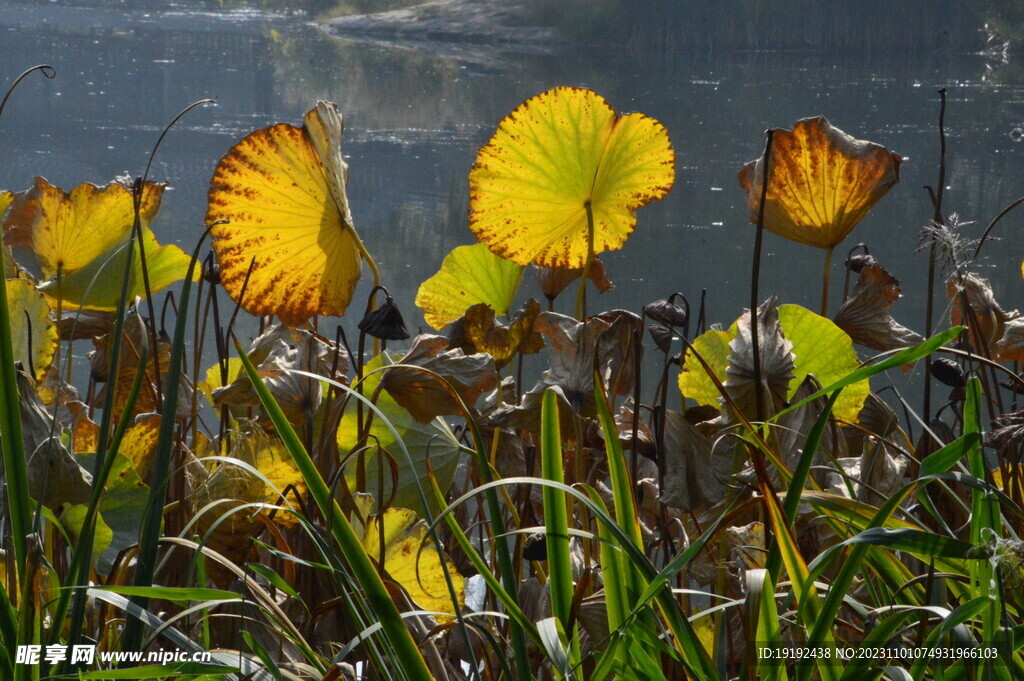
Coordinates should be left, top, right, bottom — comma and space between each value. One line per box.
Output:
380, 334, 497, 425
6, 278, 58, 381
738, 116, 901, 249
337, 354, 462, 515
118, 413, 161, 484
358, 504, 465, 617
207, 101, 365, 325
660, 409, 728, 511
469, 87, 675, 268
483, 310, 642, 434
679, 302, 869, 423
948, 273, 1015, 357
211, 325, 349, 426
359, 291, 410, 341
415, 243, 523, 330
197, 357, 244, 406
724, 295, 795, 420
833, 262, 923, 351
448, 299, 545, 369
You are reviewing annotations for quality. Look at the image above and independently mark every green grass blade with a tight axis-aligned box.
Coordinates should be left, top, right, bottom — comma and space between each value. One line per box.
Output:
541, 390, 581, 667
236, 340, 431, 681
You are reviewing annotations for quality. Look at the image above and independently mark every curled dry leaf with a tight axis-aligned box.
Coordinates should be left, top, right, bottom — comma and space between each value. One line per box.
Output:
380, 334, 498, 424
724, 295, 795, 421
738, 116, 901, 249
469, 87, 674, 268
531, 256, 614, 303
948, 273, 1016, 357
359, 292, 410, 341
415, 243, 523, 330
485, 310, 642, 432
996, 317, 1024, 362
833, 262, 923, 351
212, 325, 350, 426
447, 299, 545, 369
660, 409, 728, 512
644, 292, 689, 329
774, 375, 847, 488
208, 102, 365, 325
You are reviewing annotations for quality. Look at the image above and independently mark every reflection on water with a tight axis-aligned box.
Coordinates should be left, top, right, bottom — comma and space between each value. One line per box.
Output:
3, 1, 1024, 364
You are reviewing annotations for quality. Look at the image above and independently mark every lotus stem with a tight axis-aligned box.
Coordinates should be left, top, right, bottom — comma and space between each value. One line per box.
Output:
821, 245, 834, 317
923, 87, 947, 422
751, 129, 774, 424
575, 201, 596, 320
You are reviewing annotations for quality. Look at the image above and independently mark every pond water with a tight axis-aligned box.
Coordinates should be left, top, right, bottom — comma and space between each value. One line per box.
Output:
3, 2, 1024, 387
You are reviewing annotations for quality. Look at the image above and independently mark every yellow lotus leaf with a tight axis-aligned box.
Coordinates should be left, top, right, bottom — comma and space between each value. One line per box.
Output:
6, 279, 58, 381
0, 190, 14, 276
38, 226, 194, 310
738, 117, 901, 249
679, 303, 869, 422
119, 413, 161, 483
197, 357, 244, 406
361, 506, 464, 617
469, 87, 675, 268
7, 177, 165, 276
415, 243, 522, 330
448, 299, 546, 369
207, 101, 364, 326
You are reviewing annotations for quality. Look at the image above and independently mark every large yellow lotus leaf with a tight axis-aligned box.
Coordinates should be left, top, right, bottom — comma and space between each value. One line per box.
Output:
6, 279, 57, 381
39, 227, 194, 310
118, 413, 161, 482
0, 190, 14, 276
679, 304, 868, 422
208, 101, 363, 326
469, 87, 674, 268
7, 177, 165, 276
362, 507, 464, 616
738, 117, 901, 249
415, 243, 523, 330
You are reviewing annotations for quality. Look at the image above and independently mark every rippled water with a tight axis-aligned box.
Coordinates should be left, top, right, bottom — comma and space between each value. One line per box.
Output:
3, 2, 1024, 357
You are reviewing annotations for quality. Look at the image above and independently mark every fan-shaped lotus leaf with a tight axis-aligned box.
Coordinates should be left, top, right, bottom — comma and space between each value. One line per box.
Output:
6, 177, 165, 275
679, 302, 869, 422
469, 87, 674, 268
6, 279, 57, 381
38, 226, 194, 310
738, 117, 901, 249
416, 243, 523, 330
207, 101, 365, 326
361, 506, 464, 617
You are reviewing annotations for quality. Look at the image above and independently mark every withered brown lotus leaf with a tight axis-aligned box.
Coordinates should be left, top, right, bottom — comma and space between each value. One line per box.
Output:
447, 299, 545, 369
212, 325, 350, 425
833, 262, 923, 351
660, 409, 727, 512
647, 323, 674, 353
948, 273, 1015, 357
381, 334, 498, 425
483, 310, 642, 433
987, 409, 1024, 453
643, 292, 689, 329
613, 399, 656, 461
532, 256, 614, 303
738, 117, 901, 249
724, 296, 795, 422
774, 375, 847, 488
996, 317, 1024, 362
358, 292, 410, 341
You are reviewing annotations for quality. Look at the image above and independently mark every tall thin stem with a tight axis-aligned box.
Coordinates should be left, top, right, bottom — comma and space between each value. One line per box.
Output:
923, 88, 947, 422
820, 245, 834, 316
751, 130, 775, 423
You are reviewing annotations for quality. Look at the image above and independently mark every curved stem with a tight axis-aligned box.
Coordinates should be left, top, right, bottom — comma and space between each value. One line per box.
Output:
820, 245, 834, 316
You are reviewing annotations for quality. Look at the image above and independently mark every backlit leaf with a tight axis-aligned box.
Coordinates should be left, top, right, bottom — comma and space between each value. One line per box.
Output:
469, 87, 674, 268
679, 303, 869, 422
833, 261, 923, 351
738, 117, 901, 249
448, 299, 546, 369
6, 176, 164, 275
415, 243, 522, 330
361, 506, 465, 617
6, 278, 57, 381
207, 101, 365, 325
